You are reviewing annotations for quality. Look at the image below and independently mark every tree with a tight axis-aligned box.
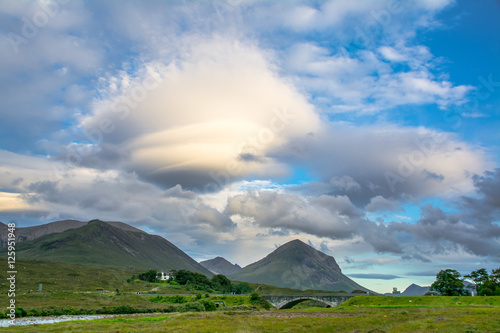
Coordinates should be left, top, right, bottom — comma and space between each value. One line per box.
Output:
465, 268, 500, 296
430, 269, 470, 296
137, 270, 159, 283
465, 268, 489, 294
211, 274, 232, 293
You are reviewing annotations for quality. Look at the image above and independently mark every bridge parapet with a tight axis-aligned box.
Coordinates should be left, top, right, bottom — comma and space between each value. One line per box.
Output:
261, 294, 354, 310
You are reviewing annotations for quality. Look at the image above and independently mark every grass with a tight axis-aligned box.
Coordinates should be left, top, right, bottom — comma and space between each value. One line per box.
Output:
1, 302, 499, 332
343, 295, 500, 308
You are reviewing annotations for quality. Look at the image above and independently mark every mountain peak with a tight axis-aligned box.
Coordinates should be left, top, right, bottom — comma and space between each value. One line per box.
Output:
229, 240, 371, 292
200, 256, 242, 275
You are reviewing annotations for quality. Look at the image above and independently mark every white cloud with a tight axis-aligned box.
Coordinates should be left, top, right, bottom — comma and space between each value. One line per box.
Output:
81, 36, 321, 189
286, 43, 471, 114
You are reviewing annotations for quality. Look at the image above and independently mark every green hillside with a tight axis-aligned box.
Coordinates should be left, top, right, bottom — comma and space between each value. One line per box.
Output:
0, 219, 212, 276
229, 239, 370, 293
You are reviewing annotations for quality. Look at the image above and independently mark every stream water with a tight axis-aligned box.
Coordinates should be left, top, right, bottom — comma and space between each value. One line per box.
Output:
0, 314, 116, 327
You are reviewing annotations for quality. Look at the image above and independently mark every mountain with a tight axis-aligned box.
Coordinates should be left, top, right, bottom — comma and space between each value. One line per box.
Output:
0, 219, 213, 276
0, 219, 146, 247
401, 284, 430, 296
228, 239, 371, 293
200, 257, 242, 275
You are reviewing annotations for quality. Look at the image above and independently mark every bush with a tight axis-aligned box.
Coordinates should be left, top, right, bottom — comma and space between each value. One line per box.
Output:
178, 302, 205, 312
149, 296, 164, 303
250, 292, 260, 301
15, 308, 27, 318
258, 299, 272, 310
112, 305, 135, 314
200, 300, 217, 311
169, 295, 186, 304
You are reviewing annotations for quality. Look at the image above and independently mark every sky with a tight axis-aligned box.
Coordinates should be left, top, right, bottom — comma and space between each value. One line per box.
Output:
0, 0, 499, 293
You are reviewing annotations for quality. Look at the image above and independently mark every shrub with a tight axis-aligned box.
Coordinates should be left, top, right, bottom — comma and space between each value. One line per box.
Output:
112, 305, 135, 314
200, 300, 217, 311
169, 295, 186, 304
178, 302, 205, 312
15, 308, 27, 318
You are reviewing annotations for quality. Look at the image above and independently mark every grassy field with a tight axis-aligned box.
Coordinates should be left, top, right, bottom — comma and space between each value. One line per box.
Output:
1, 297, 499, 332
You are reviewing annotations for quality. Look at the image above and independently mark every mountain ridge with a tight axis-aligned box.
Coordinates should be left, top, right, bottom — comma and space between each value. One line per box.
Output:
0, 219, 213, 276
0, 219, 146, 247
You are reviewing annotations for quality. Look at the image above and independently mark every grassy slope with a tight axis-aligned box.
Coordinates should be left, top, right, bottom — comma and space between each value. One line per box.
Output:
0, 220, 212, 275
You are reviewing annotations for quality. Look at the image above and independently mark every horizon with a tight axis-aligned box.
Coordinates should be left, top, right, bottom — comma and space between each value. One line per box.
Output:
1, 0, 499, 294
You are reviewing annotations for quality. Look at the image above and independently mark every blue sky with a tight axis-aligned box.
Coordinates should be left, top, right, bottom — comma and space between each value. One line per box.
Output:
0, 0, 499, 293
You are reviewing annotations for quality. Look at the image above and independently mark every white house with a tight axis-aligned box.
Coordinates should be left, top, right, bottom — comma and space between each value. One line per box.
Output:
160, 271, 171, 281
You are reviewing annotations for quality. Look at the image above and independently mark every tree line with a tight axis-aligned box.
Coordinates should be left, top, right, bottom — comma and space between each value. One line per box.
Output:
430, 268, 500, 296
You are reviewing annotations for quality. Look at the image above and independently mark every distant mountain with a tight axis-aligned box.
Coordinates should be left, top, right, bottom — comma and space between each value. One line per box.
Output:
200, 257, 242, 275
401, 283, 430, 296
0, 219, 146, 247
228, 239, 371, 293
0, 219, 213, 275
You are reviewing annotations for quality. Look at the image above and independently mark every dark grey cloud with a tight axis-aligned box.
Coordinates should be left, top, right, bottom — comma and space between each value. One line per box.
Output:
401, 253, 431, 263
462, 168, 500, 222
405, 271, 438, 277
344, 256, 355, 264
192, 208, 236, 232
163, 184, 196, 199
280, 125, 485, 207
55, 143, 129, 171
391, 201, 500, 259
365, 195, 400, 212
348, 274, 401, 280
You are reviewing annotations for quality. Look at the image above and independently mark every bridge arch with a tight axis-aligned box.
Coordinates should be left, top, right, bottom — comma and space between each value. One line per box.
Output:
261, 295, 354, 310
278, 297, 333, 309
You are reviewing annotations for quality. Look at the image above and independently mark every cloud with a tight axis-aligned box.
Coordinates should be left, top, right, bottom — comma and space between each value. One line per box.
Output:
225, 190, 402, 253
192, 207, 236, 232
391, 202, 500, 259
348, 273, 401, 280
330, 176, 361, 192
365, 195, 400, 212
285, 124, 490, 205
285, 43, 471, 114
78, 36, 321, 190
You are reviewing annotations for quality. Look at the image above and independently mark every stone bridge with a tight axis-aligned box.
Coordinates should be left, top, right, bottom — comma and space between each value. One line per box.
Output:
261, 294, 355, 310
